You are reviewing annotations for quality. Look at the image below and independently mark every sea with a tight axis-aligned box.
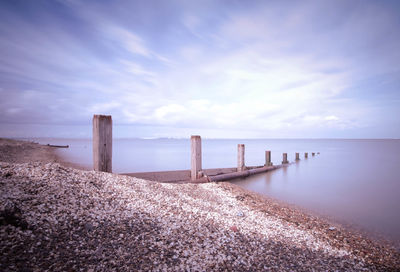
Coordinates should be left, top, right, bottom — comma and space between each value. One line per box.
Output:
30, 138, 400, 247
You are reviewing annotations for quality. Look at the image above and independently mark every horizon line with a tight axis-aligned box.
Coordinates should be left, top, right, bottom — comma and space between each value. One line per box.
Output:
7, 136, 400, 141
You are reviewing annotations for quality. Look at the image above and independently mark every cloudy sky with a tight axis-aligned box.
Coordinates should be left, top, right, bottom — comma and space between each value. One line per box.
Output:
1, 0, 399, 138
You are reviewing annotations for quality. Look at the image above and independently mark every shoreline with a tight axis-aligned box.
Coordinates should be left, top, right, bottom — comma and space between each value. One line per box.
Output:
0, 138, 92, 171
1, 138, 399, 270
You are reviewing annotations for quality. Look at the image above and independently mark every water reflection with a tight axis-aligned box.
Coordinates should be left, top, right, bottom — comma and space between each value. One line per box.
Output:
282, 164, 288, 178
232, 140, 400, 246
264, 172, 272, 187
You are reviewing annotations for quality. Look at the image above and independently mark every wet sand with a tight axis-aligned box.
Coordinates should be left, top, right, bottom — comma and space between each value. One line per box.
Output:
0, 138, 399, 271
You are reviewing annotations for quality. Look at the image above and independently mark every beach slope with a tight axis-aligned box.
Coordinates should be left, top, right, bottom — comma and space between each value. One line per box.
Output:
0, 139, 399, 271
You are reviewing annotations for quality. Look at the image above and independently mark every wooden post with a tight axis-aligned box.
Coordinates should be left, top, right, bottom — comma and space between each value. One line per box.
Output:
237, 144, 245, 171
312, 152, 315, 156
93, 115, 112, 173
265, 150, 273, 166
305, 152, 308, 158
191, 135, 202, 180
282, 153, 289, 164
295, 152, 300, 161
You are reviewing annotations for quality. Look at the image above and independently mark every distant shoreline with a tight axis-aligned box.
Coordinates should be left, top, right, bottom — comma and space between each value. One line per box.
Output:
0, 137, 399, 270
0, 138, 90, 170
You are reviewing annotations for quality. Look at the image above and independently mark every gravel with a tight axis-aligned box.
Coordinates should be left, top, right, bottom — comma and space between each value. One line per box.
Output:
1, 138, 399, 271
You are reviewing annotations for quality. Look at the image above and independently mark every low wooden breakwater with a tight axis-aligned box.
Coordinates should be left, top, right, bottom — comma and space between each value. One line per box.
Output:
46, 144, 69, 148
123, 165, 282, 184
92, 115, 319, 183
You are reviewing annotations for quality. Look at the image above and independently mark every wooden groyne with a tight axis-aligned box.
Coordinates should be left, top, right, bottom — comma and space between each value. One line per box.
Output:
92, 115, 318, 183
46, 144, 69, 148
123, 165, 283, 183
124, 167, 237, 183
206, 165, 282, 182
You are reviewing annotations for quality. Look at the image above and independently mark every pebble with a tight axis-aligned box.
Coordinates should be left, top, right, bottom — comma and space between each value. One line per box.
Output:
236, 211, 245, 217
230, 226, 239, 232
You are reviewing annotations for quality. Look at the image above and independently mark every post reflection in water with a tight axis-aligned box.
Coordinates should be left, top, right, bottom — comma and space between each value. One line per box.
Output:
282, 165, 288, 179
263, 171, 272, 188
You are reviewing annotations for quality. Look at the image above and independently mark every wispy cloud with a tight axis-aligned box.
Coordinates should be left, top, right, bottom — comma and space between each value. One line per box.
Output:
0, 0, 399, 138
104, 26, 152, 58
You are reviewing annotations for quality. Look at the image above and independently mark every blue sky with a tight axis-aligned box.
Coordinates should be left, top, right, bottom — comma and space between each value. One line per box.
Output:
0, 0, 399, 138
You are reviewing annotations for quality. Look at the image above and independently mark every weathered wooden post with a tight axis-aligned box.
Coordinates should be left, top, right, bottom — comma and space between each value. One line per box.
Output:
191, 135, 202, 180
312, 152, 315, 156
237, 144, 245, 171
265, 150, 273, 166
305, 152, 308, 158
295, 152, 300, 161
93, 114, 112, 173
282, 153, 289, 164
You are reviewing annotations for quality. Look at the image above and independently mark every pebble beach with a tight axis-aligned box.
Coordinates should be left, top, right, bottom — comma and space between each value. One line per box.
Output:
1, 138, 399, 271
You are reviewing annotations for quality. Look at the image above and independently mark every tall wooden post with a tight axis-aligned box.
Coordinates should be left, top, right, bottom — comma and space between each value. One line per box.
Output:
93, 115, 112, 173
237, 144, 245, 172
295, 152, 300, 161
282, 153, 289, 164
305, 152, 308, 159
265, 150, 273, 166
191, 135, 202, 180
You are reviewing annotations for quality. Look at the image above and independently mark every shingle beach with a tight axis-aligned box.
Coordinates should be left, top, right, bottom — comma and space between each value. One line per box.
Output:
1, 138, 399, 271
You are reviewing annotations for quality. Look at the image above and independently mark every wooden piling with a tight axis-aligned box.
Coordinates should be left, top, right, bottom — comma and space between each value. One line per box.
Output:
282, 153, 289, 164
295, 152, 300, 161
265, 150, 273, 166
305, 152, 308, 158
93, 114, 112, 173
237, 144, 245, 171
191, 135, 202, 180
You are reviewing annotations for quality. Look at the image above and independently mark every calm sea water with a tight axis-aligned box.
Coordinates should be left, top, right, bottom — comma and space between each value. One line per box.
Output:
32, 138, 400, 246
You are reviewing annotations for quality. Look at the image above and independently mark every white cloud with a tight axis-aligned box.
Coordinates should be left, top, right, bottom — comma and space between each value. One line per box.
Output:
105, 26, 151, 57
154, 104, 186, 122
325, 115, 339, 121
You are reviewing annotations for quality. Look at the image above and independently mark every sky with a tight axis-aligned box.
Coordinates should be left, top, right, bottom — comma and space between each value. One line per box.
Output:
0, 0, 399, 139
